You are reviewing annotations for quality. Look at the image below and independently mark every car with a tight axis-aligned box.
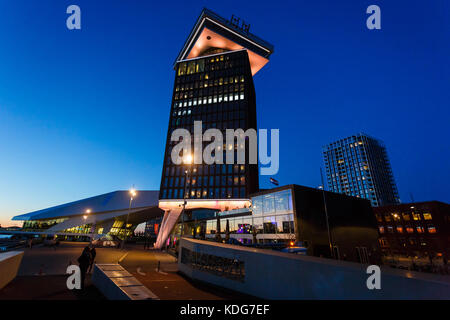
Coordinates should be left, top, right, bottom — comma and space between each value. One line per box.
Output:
280, 246, 307, 255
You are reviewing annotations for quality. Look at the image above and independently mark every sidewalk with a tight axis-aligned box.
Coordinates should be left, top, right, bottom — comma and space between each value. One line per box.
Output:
119, 245, 253, 300
0, 275, 105, 300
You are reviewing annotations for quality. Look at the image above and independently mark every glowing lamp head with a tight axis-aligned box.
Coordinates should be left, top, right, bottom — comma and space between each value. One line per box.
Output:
129, 189, 137, 198
183, 154, 193, 164
85, 209, 91, 214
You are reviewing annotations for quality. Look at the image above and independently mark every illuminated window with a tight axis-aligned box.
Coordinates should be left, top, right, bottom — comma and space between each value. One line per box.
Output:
196, 60, 204, 72
178, 62, 186, 75
396, 226, 403, 233
392, 213, 401, 221
412, 213, 421, 221
423, 213, 432, 220
406, 226, 414, 233
112, 220, 124, 228
416, 226, 424, 233
402, 213, 410, 221
187, 61, 196, 74
379, 226, 385, 233
384, 214, 391, 222
387, 226, 393, 233
427, 226, 437, 233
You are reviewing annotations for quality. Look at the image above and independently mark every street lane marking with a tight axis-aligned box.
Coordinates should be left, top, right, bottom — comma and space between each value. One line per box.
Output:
137, 267, 146, 276
155, 268, 168, 275
118, 251, 129, 263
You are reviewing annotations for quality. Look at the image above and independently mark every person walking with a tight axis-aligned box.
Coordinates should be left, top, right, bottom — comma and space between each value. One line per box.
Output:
78, 246, 91, 290
88, 244, 96, 274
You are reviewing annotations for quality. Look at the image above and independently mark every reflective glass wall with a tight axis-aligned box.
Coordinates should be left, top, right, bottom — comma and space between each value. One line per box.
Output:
205, 189, 295, 243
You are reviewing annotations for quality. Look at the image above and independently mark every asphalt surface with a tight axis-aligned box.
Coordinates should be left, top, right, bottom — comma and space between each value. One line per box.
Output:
0, 242, 251, 300
119, 245, 251, 300
17, 242, 125, 276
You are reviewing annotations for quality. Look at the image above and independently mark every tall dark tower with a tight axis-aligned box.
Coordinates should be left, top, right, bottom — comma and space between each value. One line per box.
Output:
159, 9, 274, 201
155, 9, 273, 248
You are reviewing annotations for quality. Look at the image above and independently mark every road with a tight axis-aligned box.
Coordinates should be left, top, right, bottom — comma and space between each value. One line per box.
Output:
18, 242, 125, 275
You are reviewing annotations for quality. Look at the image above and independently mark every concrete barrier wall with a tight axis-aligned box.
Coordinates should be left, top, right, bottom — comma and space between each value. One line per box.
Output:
0, 251, 24, 290
178, 238, 450, 300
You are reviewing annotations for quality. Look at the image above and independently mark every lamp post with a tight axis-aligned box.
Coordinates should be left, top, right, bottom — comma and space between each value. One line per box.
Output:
180, 154, 193, 242
124, 188, 137, 248
84, 209, 92, 242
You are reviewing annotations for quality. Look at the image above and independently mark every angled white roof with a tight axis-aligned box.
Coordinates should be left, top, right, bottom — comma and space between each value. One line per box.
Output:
12, 190, 159, 221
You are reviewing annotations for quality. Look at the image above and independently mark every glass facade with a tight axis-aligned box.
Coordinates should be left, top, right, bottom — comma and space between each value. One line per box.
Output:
159, 50, 258, 200
204, 189, 295, 243
323, 133, 400, 207
22, 218, 68, 231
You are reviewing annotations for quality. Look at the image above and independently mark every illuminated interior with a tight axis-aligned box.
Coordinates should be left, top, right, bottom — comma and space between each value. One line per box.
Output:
159, 199, 251, 212
184, 28, 269, 76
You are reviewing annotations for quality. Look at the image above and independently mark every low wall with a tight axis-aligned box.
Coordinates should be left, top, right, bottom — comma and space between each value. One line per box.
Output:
0, 251, 24, 290
178, 238, 450, 300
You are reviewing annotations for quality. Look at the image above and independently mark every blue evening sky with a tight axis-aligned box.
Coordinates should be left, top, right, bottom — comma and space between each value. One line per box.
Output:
0, 0, 448, 226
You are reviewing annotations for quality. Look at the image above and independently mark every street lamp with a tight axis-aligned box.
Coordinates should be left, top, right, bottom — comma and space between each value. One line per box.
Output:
180, 154, 193, 242
85, 209, 94, 241
83, 209, 93, 242
124, 188, 137, 248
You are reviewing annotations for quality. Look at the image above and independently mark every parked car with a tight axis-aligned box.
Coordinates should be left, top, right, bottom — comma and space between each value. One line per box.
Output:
280, 244, 307, 255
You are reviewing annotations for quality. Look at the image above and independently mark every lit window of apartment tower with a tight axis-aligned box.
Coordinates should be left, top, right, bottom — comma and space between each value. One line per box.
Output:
323, 133, 400, 207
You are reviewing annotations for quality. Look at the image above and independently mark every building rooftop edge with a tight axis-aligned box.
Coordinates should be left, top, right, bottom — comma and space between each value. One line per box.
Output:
174, 7, 274, 68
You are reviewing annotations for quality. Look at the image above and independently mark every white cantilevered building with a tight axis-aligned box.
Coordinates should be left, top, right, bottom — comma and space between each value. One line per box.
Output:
9, 190, 163, 240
